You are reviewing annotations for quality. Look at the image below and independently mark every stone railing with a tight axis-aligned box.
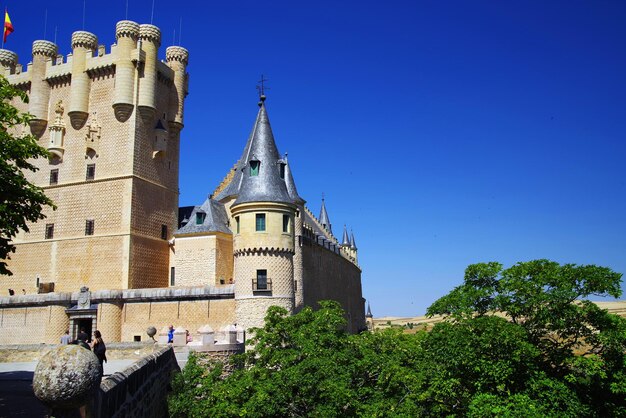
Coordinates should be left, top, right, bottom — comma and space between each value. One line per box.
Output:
94, 346, 179, 418
33, 345, 179, 418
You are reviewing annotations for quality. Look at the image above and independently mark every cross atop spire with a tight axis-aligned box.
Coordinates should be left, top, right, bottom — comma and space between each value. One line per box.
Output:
256, 74, 269, 105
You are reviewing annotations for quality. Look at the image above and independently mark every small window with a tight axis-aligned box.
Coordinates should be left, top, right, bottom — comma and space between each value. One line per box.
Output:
45, 224, 54, 239
279, 163, 285, 179
85, 220, 95, 236
235, 216, 240, 234
161, 224, 168, 240
283, 214, 290, 233
250, 160, 260, 176
86, 164, 95, 181
170, 267, 175, 286
196, 212, 206, 225
49, 169, 59, 185
256, 269, 267, 290
255, 213, 266, 231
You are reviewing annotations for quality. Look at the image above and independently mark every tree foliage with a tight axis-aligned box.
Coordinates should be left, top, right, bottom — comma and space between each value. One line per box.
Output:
0, 75, 55, 275
170, 260, 626, 417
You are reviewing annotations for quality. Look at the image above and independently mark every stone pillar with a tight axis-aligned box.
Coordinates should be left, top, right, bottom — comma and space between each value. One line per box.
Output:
138, 24, 160, 121
68, 31, 97, 129
44, 305, 70, 344
197, 325, 215, 346
98, 302, 123, 342
172, 326, 186, 346
29, 40, 58, 138
157, 325, 170, 344
112, 20, 139, 122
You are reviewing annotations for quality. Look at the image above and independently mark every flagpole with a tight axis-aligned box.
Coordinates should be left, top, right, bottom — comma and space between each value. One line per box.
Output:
2, 7, 5, 49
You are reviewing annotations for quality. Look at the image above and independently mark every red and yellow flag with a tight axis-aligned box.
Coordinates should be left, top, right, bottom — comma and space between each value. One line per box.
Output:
3, 10, 13, 43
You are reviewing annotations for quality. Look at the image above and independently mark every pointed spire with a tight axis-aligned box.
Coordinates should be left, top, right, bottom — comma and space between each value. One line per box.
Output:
283, 154, 304, 205
319, 195, 332, 233
350, 229, 357, 250
233, 100, 293, 206
342, 225, 351, 246
366, 302, 372, 318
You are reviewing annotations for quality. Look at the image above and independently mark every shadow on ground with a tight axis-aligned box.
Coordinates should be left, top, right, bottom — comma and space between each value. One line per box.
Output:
0, 371, 47, 417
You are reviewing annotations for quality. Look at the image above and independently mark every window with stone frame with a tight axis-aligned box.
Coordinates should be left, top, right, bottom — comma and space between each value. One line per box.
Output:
255, 213, 266, 231
85, 219, 95, 236
49, 169, 59, 185
86, 164, 96, 181
45, 224, 54, 239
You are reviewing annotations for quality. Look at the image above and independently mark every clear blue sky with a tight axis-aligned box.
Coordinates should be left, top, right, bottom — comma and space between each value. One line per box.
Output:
7, 1, 626, 316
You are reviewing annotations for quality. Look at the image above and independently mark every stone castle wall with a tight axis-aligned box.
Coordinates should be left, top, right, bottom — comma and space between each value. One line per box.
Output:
0, 286, 235, 344
300, 241, 364, 333
170, 233, 234, 287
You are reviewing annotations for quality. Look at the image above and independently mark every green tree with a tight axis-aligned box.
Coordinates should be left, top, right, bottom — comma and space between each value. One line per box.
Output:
0, 75, 55, 275
169, 261, 626, 417
428, 260, 626, 416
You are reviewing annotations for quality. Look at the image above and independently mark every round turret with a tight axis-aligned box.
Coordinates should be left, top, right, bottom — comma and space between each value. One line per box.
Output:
0, 49, 17, 75
113, 21, 139, 122
29, 41, 58, 137
137, 24, 161, 120
32, 40, 57, 57
68, 31, 97, 129
115, 20, 140, 40
166, 46, 189, 129
139, 24, 161, 47
166, 46, 189, 65
71, 31, 98, 50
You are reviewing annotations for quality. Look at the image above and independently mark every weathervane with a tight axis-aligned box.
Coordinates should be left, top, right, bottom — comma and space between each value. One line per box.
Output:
256, 74, 269, 105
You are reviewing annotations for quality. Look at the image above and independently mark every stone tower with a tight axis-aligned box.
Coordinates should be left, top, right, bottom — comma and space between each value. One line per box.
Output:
1, 21, 189, 292
226, 98, 298, 329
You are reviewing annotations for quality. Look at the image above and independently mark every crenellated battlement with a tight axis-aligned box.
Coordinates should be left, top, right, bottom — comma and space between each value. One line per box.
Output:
139, 24, 161, 46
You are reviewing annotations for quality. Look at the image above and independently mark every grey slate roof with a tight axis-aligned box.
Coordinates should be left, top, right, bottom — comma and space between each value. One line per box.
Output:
342, 225, 351, 246
284, 157, 304, 204
213, 102, 294, 206
350, 230, 358, 250
319, 197, 332, 233
175, 198, 231, 235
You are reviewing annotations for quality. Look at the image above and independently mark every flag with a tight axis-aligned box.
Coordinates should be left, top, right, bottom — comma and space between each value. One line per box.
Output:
3, 10, 13, 43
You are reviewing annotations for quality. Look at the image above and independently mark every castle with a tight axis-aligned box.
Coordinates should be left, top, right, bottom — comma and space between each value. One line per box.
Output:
0, 20, 364, 344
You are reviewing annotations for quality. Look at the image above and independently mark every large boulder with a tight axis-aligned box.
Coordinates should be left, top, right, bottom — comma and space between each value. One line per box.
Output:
32, 344, 102, 409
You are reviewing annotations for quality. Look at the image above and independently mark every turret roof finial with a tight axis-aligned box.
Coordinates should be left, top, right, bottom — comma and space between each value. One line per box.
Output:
256, 74, 269, 106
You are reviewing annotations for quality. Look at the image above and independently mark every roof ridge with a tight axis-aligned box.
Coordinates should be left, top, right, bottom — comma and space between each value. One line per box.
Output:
212, 163, 238, 198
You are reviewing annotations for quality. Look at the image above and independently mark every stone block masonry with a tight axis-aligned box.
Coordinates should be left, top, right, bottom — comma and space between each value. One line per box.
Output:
94, 346, 179, 418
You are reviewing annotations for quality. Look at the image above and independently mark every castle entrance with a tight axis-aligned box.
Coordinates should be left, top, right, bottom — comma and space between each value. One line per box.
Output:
65, 286, 97, 342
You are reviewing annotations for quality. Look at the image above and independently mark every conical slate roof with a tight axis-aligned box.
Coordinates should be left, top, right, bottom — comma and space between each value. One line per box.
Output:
342, 225, 351, 246
284, 156, 304, 205
215, 102, 294, 206
319, 197, 332, 233
350, 230, 357, 250
366, 302, 372, 318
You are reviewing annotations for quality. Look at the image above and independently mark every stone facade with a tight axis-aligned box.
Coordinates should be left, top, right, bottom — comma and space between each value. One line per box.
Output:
0, 20, 365, 343
1, 20, 188, 293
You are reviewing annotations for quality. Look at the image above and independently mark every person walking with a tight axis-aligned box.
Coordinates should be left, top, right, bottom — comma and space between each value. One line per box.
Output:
90, 330, 107, 373
77, 328, 89, 343
60, 330, 71, 344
